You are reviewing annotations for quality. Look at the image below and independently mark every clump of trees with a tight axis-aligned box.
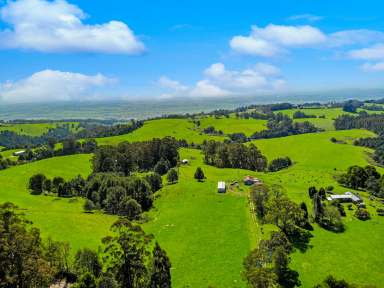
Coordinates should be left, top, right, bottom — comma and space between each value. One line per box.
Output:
314, 275, 374, 288
355, 208, 371, 221
245, 184, 312, 287
268, 157, 292, 172
309, 187, 345, 232
202, 126, 223, 135
202, 140, 267, 171
292, 111, 316, 119
0, 154, 16, 170
0, 202, 172, 288
167, 168, 178, 184
251, 113, 319, 140
337, 165, 384, 197
334, 112, 384, 134
93, 137, 180, 176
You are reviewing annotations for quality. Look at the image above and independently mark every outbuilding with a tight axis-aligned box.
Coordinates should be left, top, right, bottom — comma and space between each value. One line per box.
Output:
243, 176, 262, 186
218, 181, 226, 193
13, 150, 26, 157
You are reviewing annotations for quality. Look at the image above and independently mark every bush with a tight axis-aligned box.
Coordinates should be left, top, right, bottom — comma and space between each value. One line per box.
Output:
355, 208, 371, 220
167, 168, 178, 184
194, 167, 205, 181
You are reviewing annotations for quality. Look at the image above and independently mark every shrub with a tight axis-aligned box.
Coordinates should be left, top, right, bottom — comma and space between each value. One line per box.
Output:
355, 208, 371, 220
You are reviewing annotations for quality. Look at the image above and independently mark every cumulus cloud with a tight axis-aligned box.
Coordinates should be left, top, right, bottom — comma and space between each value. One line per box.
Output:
0, 0, 145, 54
230, 24, 384, 58
158, 76, 188, 91
0, 70, 114, 103
159, 62, 285, 98
230, 24, 326, 56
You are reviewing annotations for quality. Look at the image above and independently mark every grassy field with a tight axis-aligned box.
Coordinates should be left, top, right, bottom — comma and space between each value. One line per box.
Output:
0, 154, 116, 252
1, 113, 384, 287
279, 107, 351, 131
97, 118, 225, 145
143, 148, 269, 288
198, 115, 267, 136
0, 122, 80, 136
251, 129, 384, 287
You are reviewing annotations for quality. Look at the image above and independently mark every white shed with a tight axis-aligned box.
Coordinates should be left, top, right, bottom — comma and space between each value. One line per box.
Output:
218, 181, 226, 193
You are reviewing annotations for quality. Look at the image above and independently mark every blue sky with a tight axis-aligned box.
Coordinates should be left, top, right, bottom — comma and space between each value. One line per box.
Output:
0, 0, 383, 103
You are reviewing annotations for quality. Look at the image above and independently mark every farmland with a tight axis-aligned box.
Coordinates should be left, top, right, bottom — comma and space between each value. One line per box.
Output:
1, 108, 384, 287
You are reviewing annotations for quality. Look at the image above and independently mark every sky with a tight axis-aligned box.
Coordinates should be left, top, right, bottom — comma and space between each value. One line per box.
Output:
0, 0, 384, 103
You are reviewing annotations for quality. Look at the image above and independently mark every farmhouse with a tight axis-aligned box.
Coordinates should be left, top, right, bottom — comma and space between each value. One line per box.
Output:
327, 192, 362, 203
13, 150, 26, 157
243, 176, 262, 186
217, 181, 226, 193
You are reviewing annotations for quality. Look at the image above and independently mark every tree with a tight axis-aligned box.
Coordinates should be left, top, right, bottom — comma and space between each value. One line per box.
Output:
28, 173, 46, 194
119, 197, 142, 220
273, 247, 300, 288
74, 248, 102, 277
243, 266, 278, 288
74, 272, 97, 288
97, 273, 118, 288
52, 176, 65, 192
154, 159, 170, 175
145, 173, 163, 192
250, 184, 269, 219
150, 243, 172, 288
84, 199, 96, 212
355, 208, 370, 221
0, 202, 56, 287
194, 167, 205, 181
102, 220, 153, 288
43, 179, 52, 192
167, 168, 178, 184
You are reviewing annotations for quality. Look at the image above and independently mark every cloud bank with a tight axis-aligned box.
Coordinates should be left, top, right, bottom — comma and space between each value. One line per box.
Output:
159, 62, 285, 98
0, 0, 145, 54
0, 70, 114, 103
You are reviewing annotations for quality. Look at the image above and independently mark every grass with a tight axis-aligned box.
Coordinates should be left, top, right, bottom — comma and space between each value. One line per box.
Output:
198, 115, 267, 136
143, 148, 268, 288
0, 122, 80, 136
97, 118, 225, 145
279, 107, 352, 131
251, 129, 384, 287
0, 154, 116, 252
1, 114, 383, 287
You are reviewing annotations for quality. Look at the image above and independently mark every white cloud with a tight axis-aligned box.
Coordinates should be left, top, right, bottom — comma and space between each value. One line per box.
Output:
328, 30, 384, 47
160, 62, 285, 98
0, 70, 114, 103
348, 44, 384, 60
361, 62, 384, 72
288, 14, 323, 22
0, 0, 145, 54
190, 80, 230, 97
158, 76, 188, 91
230, 24, 384, 58
230, 24, 326, 57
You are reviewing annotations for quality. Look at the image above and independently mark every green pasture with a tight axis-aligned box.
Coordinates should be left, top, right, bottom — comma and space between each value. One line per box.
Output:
198, 115, 267, 136
97, 118, 225, 145
0, 122, 80, 136
0, 154, 116, 252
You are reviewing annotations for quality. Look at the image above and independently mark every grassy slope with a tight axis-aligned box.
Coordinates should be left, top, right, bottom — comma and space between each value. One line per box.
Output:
143, 148, 264, 288
252, 129, 384, 287
0, 154, 116, 252
0, 122, 80, 136
279, 108, 351, 131
199, 115, 267, 136
96, 118, 225, 145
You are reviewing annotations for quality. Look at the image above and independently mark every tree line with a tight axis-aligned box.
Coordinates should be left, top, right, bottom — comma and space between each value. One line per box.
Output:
250, 113, 319, 140
0, 202, 171, 288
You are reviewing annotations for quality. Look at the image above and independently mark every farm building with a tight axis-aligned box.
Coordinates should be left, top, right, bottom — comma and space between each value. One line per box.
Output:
327, 192, 362, 203
182, 159, 189, 164
243, 176, 262, 186
217, 181, 226, 193
13, 150, 26, 157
